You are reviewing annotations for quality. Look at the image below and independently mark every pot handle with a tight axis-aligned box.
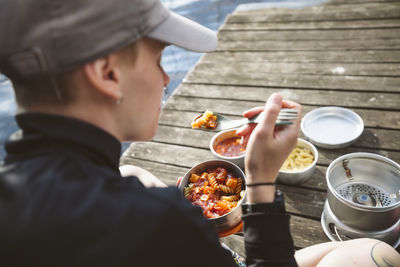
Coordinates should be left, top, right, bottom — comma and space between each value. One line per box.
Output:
333, 224, 344, 242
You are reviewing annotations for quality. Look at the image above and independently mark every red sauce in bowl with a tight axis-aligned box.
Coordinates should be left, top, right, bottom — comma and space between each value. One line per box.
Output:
214, 137, 246, 157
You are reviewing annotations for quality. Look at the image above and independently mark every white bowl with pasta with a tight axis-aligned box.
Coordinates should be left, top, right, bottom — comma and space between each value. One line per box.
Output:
278, 138, 318, 185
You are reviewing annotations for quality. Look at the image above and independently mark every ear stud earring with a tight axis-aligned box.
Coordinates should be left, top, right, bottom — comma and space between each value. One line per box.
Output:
115, 91, 124, 105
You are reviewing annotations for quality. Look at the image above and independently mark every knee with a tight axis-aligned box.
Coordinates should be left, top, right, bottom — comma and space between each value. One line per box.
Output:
316, 239, 399, 267
344, 237, 381, 247
119, 165, 142, 177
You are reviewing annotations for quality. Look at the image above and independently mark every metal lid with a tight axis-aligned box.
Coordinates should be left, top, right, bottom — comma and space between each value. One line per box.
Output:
301, 107, 364, 149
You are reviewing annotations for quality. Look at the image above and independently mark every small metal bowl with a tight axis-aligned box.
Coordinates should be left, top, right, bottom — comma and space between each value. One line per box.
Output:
278, 138, 318, 185
178, 160, 246, 236
210, 129, 246, 169
301, 107, 364, 149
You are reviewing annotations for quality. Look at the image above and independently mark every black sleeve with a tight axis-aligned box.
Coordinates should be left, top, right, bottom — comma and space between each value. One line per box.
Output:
242, 193, 298, 267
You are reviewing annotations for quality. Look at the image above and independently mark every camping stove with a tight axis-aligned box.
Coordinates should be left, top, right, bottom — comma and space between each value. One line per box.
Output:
322, 200, 400, 247
323, 153, 400, 248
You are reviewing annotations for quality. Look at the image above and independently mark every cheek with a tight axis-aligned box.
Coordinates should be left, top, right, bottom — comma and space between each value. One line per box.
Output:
144, 86, 163, 111
147, 78, 164, 108
130, 74, 163, 104
140, 67, 164, 95
124, 63, 164, 116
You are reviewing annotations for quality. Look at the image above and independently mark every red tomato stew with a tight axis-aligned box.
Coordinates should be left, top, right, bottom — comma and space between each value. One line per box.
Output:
214, 137, 246, 157
184, 167, 244, 219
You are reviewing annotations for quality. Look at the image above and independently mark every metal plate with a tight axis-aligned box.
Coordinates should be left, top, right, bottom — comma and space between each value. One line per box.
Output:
301, 107, 364, 149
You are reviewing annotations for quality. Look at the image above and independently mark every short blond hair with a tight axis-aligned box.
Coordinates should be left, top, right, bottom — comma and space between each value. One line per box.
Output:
11, 42, 139, 108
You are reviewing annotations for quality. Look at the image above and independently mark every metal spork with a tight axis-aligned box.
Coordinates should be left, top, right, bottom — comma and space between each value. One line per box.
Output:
192, 109, 298, 132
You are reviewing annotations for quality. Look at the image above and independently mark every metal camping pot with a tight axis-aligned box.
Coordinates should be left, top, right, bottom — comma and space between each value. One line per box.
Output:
326, 153, 400, 231
178, 160, 247, 236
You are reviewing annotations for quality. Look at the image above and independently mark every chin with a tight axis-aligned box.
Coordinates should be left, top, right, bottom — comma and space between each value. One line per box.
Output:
124, 113, 160, 141
148, 113, 160, 138
147, 123, 159, 139
136, 123, 159, 141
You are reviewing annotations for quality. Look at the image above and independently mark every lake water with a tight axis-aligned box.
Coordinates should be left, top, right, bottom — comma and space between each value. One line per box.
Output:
0, 0, 326, 160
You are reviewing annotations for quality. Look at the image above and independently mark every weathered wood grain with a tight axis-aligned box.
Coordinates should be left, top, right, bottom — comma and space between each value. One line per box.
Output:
226, 3, 400, 23
327, 0, 400, 5
122, 142, 213, 168
280, 185, 326, 219
289, 216, 331, 248
218, 28, 400, 41
223, 19, 400, 31
301, 166, 327, 190
184, 71, 400, 92
216, 38, 400, 51
192, 61, 400, 77
119, 157, 188, 186
174, 85, 400, 110
201, 50, 400, 63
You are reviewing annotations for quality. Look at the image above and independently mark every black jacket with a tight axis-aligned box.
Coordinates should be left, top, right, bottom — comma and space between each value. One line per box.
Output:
0, 113, 296, 266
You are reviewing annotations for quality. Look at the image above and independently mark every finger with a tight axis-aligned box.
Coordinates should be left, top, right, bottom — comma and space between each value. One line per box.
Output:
282, 99, 302, 127
236, 123, 253, 137
239, 124, 256, 145
282, 99, 296, 108
275, 101, 302, 145
242, 106, 264, 119
240, 124, 257, 146
282, 99, 301, 113
259, 93, 283, 137
176, 176, 183, 187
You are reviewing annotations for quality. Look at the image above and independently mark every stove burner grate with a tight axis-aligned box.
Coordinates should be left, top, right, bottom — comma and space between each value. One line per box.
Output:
335, 182, 396, 207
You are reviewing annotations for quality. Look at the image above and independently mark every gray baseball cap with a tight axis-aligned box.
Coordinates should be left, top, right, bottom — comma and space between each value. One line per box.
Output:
0, 0, 218, 79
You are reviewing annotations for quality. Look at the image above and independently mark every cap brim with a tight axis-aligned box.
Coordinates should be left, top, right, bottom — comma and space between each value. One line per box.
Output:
147, 12, 218, 53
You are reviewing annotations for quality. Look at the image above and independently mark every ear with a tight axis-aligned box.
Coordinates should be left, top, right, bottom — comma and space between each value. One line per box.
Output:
83, 55, 123, 101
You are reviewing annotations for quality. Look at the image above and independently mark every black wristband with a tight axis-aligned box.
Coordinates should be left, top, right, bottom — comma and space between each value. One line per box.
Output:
245, 182, 275, 187
242, 189, 285, 215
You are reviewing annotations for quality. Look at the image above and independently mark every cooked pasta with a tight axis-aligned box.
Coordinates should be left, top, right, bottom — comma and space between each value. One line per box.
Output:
218, 184, 235, 194
234, 178, 242, 194
189, 173, 200, 183
281, 146, 314, 171
183, 167, 244, 219
191, 110, 218, 129
184, 184, 193, 197
221, 194, 240, 202
208, 174, 218, 189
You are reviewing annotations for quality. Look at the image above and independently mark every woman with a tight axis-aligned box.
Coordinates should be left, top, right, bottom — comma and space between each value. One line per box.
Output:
0, 0, 398, 266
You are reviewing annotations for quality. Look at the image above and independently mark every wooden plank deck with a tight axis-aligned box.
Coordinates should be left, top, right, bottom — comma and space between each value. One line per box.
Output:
120, 0, 400, 255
